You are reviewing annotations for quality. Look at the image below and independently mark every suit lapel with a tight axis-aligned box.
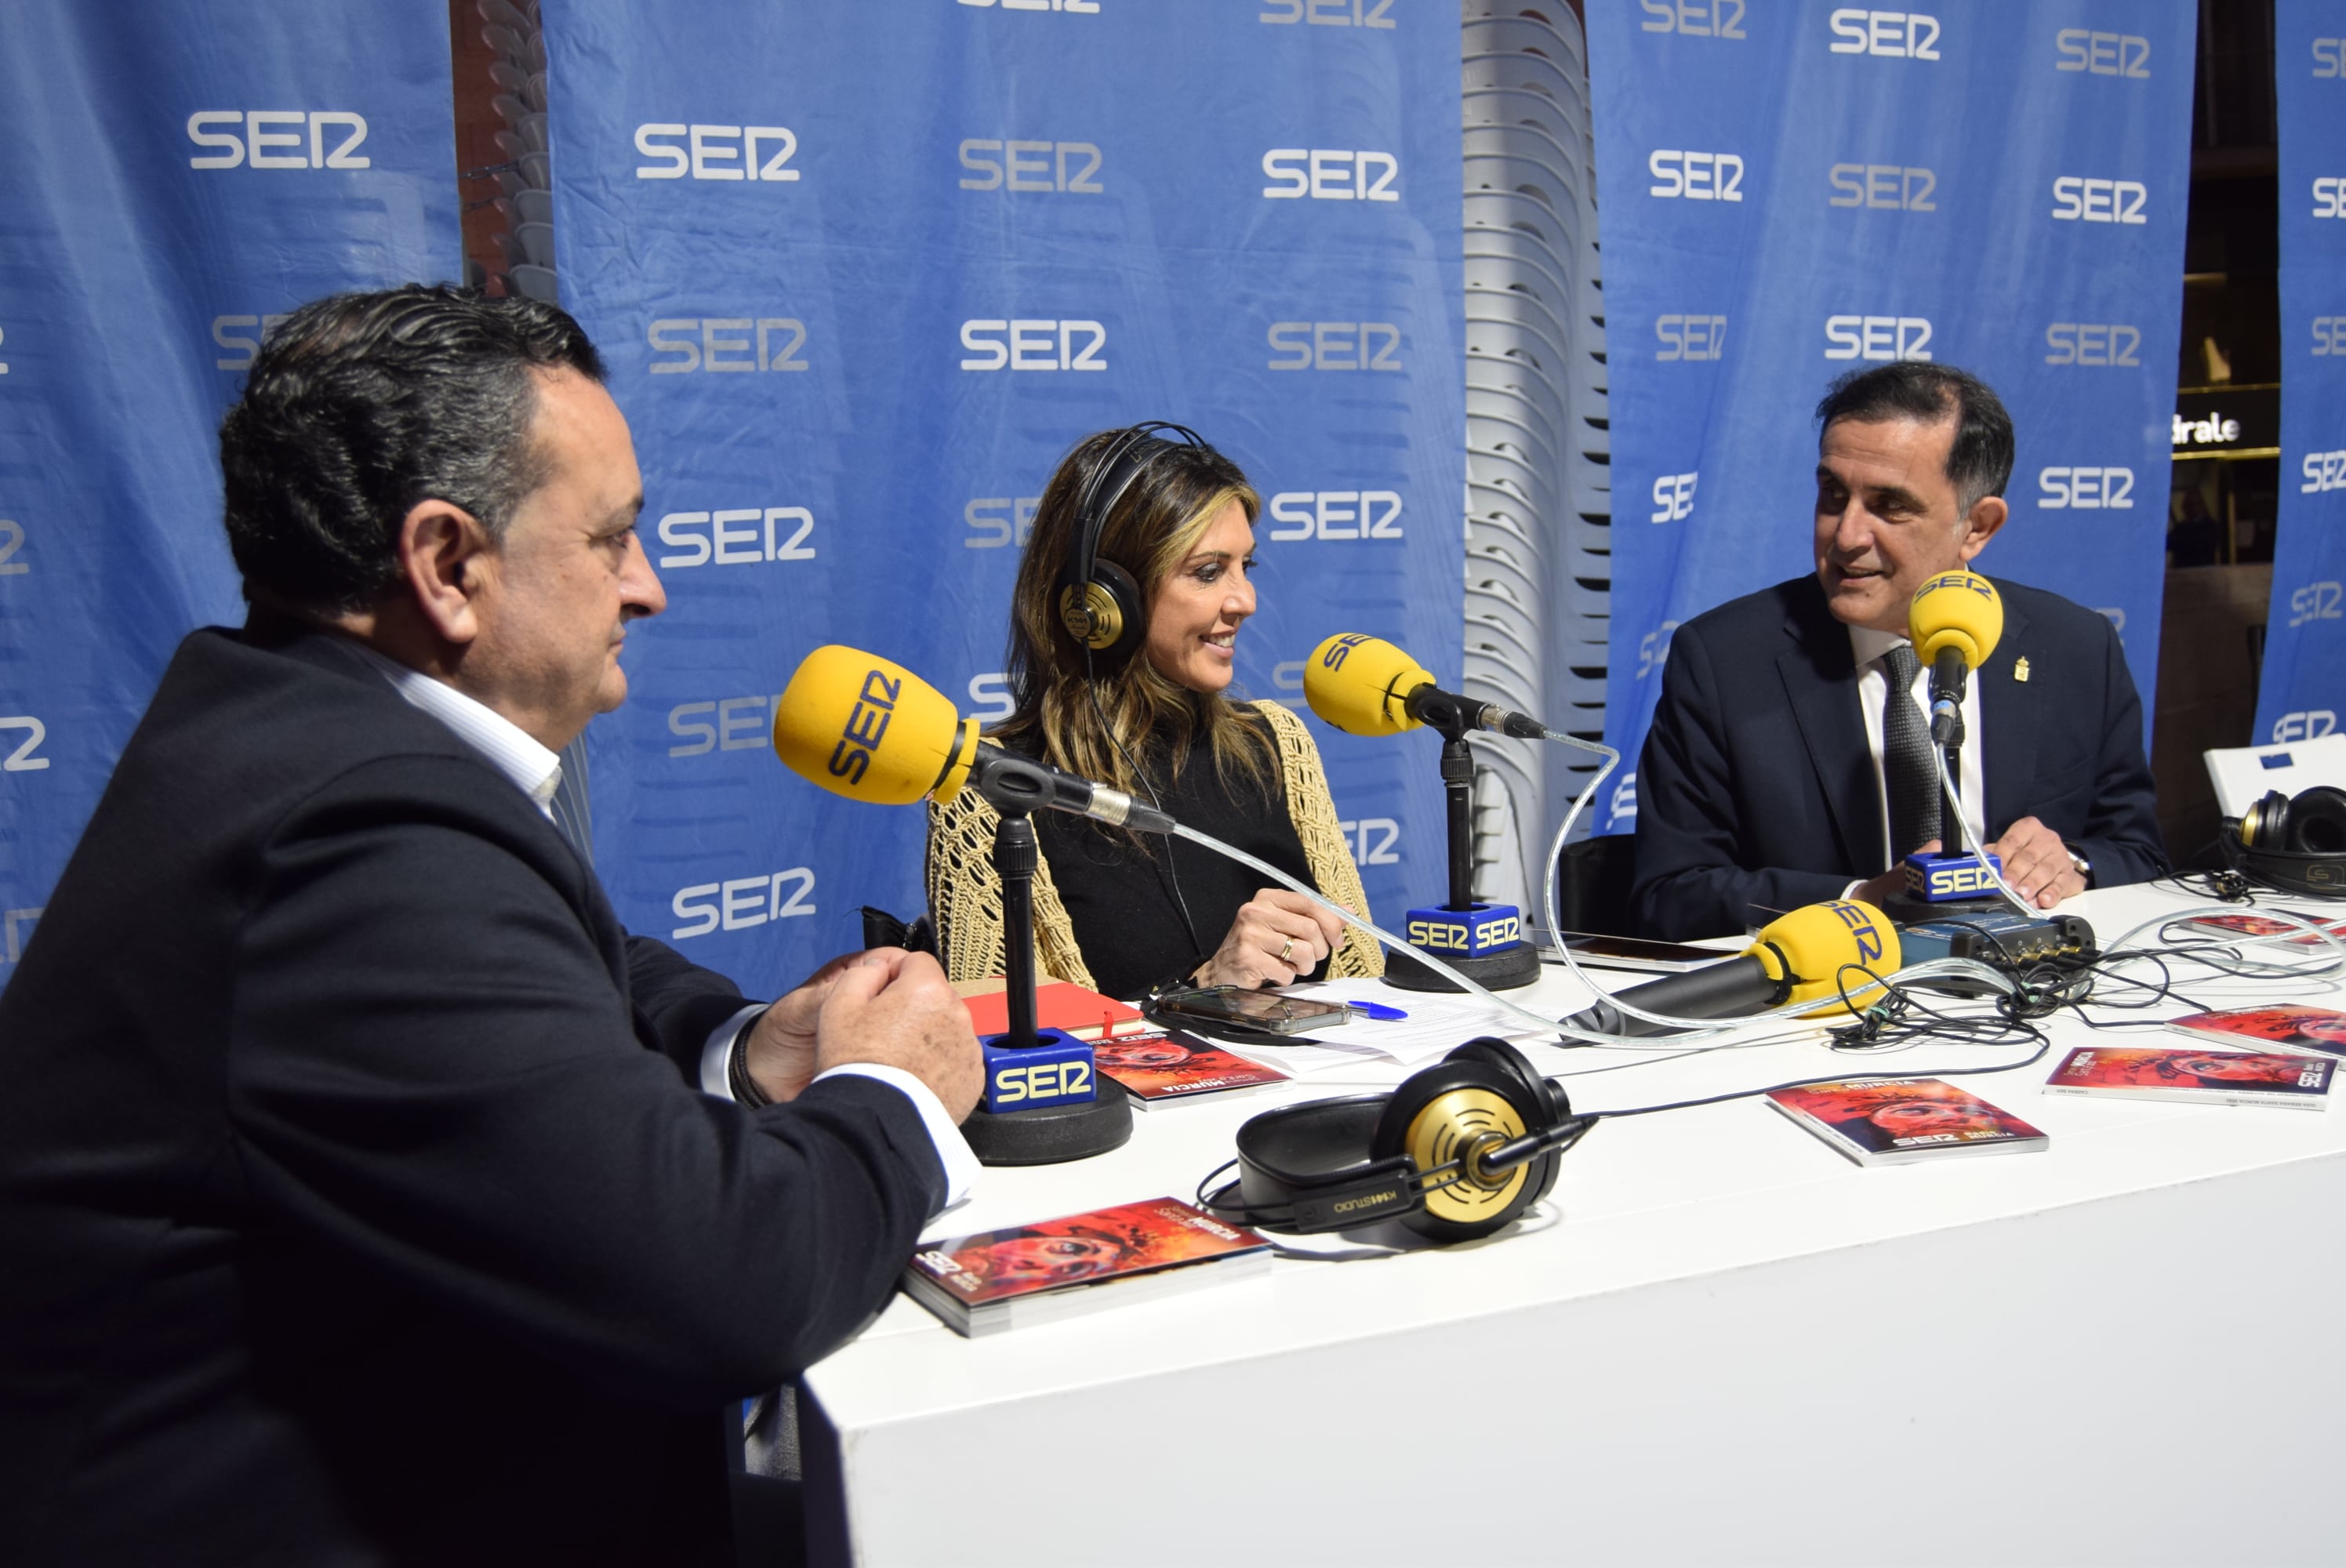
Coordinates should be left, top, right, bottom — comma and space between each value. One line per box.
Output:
1777, 582, 1879, 873
1978, 585, 2035, 836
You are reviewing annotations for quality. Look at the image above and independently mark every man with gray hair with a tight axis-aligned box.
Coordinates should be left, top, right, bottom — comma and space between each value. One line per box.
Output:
1630, 361, 2167, 939
0, 285, 980, 1565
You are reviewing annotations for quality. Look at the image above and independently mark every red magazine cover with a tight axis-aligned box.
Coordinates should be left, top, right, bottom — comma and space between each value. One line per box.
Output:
909, 1198, 1268, 1310
2046, 1045, 2335, 1108
1092, 1030, 1291, 1104
1766, 1078, 2046, 1165
2166, 1004, 2346, 1055
2182, 913, 2346, 948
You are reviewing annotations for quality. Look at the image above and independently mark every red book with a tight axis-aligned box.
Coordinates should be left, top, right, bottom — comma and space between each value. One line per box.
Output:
960, 980, 1147, 1041
1765, 1078, 2046, 1166
2166, 1004, 2346, 1056
2045, 1045, 2335, 1109
1092, 1029, 1290, 1108
903, 1198, 1270, 1337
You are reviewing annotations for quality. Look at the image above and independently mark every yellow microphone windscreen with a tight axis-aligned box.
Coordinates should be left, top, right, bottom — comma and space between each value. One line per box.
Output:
1303, 633, 1435, 738
1908, 570, 2003, 670
773, 645, 973, 806
1746, 899, 1900, 1008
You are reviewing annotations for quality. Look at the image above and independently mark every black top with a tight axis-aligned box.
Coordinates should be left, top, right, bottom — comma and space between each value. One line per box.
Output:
0, 626, 946, 1566
1022, 717, 1322, 1000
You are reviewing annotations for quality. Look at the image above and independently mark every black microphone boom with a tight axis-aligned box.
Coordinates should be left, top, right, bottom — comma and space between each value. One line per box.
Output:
1927, 646, 1968, 747
964, 748, 1177, 836
1401, 682, 1549, 740
1561, 953, 1790, 1039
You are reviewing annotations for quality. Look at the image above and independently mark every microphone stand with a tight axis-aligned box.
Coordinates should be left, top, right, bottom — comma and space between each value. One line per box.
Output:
1384, 711, 1542, 993
957, 801, 1133, 1166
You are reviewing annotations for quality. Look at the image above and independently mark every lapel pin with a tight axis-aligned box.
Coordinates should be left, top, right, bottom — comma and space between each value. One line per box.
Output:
2014, 656, 2031, 683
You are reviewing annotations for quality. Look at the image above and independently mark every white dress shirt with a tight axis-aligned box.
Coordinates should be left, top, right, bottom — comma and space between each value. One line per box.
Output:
352, 641, 976, 1210
1847, 624, 1986, 878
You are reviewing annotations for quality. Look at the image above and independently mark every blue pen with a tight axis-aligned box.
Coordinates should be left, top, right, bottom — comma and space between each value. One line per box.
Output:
1346, 1000, 1409, 1022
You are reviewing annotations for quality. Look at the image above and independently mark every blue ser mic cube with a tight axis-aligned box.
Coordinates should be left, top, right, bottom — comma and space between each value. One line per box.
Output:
1902, 849, 2006, 902
1404, 902, 1526, 960
977, 1027, 1099, 1114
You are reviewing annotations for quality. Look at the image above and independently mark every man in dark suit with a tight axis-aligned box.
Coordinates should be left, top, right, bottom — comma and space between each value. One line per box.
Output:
0, 287, 982, 1566
1631, 363, 2167, 940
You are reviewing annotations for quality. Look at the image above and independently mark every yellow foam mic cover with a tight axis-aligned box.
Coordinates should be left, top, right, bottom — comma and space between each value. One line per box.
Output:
1303, 633, 1436, 738
1908, 569, 2003, 671
1745, 899, 1900, 1011
772, 645, 981, 807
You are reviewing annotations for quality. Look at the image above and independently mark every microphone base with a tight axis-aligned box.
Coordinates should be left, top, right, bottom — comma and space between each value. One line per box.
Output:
960, 1075, 1133, 1166
1382, 940, 1542, 993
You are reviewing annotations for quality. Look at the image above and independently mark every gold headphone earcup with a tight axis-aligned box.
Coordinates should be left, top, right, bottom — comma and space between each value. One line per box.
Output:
1059, 580, 1124, 652
1404, 1086, 1530, 1227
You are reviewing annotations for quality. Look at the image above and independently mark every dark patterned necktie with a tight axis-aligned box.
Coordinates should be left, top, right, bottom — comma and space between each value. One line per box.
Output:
1881, 643, 1940, 859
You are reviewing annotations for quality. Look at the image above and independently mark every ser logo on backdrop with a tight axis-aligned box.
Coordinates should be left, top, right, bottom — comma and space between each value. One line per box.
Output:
1649, 473, 1697, 523
2312, 316, 2346, 354
1267, 322, 1401, 371
2050, 176, 2148, 224
2310, 37, 2346, 75
187, 111, 369, 169
1827, 10, 1940, 59
1638, 1, 1745, 38
1827, 164, 1934, 210
1260, 1, 1396, 28
669, 695, 783, 757
2312, 180, 2346, 219
0, 517, 28, 577
1336, 818, 1401, 866
0, 717, 49, 772
2037, 467, 2135, 509
1655, 314, 1726, 360
2287, 581, 2343, 630
2054, 30, 2151, 77
960, 140, 1102, 193
648, 318, 807, 372
2045, 322, 2142, 365
2301, 450, 2346, 494
1648, 150, 1744, 201
960, 320, 1106, 371
1266, 490, 1403, 541
1825, 314, 1932, 361
671, 869, 816, 939
212, 314, 292, 371
655, 506, 816, 568
1262, 150, 1400, 201
2275, 711, 2340, 743
964, 496, 1041, 549
634, 124, 798, 182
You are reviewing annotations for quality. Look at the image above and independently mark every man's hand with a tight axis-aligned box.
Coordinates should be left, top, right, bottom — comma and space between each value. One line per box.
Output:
1988, 816, 2086, 909
1851, 840, 1936, 910
742, 949, 983, 1120
1194, 888, 1348, 989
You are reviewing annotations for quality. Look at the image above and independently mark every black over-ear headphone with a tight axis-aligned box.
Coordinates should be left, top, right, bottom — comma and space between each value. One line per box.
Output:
1057, 421, 1213, 669
2227, 786, 2346, 896
1198, 1039, 1595, 1243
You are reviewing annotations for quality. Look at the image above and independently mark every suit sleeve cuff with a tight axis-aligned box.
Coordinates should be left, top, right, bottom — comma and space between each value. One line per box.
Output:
812, 1063, 979, 1213
699, 1003, 772, 1098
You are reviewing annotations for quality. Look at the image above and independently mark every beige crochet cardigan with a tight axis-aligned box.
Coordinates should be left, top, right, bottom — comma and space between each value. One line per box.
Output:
925, 700, 1385, 990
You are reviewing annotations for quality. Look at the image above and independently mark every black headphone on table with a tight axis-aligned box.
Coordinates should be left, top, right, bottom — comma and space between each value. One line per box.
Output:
1199, 1039, 1596, 1243
1056, 421, 1215, 670
2226, 786, 2346, 897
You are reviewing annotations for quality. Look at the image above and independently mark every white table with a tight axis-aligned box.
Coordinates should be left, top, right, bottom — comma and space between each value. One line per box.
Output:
801, 886, 2346, 1566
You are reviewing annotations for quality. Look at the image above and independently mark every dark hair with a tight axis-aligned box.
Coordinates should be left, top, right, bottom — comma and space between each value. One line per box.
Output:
1814, 362, 2014, 514
219, 284, 605, 613
995, 427, 1272, 799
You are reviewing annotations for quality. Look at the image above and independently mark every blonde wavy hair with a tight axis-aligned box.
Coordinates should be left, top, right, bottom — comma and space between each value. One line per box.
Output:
993, 427, 1274, 799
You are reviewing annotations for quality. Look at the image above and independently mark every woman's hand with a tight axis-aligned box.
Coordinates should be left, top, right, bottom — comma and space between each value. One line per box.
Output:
1193, 888, 1347, 988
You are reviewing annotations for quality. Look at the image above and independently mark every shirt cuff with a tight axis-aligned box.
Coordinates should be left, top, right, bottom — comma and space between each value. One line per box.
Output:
1840, 880, 1866, 901
699, 1003, 771, 1098
814, 1063, 980, 1213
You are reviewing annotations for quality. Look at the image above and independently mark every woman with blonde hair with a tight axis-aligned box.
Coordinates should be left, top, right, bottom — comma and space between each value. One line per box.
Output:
927, 424, 1382, 1000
